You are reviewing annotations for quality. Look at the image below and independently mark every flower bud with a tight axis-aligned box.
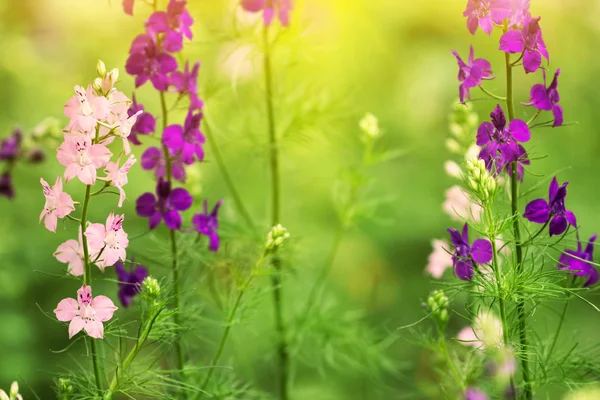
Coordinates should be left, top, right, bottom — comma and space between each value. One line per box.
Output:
96, 59, 107, 77
266, 224, 290, 252
359, 113, 381, 141
142, 276, 161, 298
92, 77, 103, 94
9, 382, 18, 398
465, 158, 498, 203
57, 378, 73, 395
0, 391, 8, 400
444, 160, 462, 179
426, 290, 449, 325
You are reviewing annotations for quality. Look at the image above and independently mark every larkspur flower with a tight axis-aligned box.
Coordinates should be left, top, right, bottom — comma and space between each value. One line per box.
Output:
447, 223, 493, 281
451, 46, 493, 104
0, 173, 14, 199
141, 146, 187, 181
465, 388, 489, 400
523, 176, 576, 236
443, 185, 483, 223
425, 239, 453, 278
64, 85, 110, 133
54, 284, 117, 339
458, 311, 503, 349
54, 226, 90, 276
162, 109, 205, 164
102, 154, 137, 207
126, 33, 178, 91
508, 0, 530, 28
146, 0, 193, 53
557, 234, 598, 287
136, 178, 193, 230
0, 128, 22, 160
57, 136, 112, 185
463, 0, 510, 35
128, 94, 156, 145
526, 68, 563, 127
114, 110, 143, 155
39, 176, 75, 232
85, 212, 129, 270
499, 13, 549, 73
192, 200, 223, 251
170, 61, 203, 111
241, 0, 292, 27
115, 261, 148, 307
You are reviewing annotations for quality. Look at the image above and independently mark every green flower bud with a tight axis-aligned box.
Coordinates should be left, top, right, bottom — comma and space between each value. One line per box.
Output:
465, 158, 498, 203
266, 224, 290, 252
426, 290, 450, 325
57, 378, 73, 394
359, 112, 381, 141
9, 382, 18, 398
96, 60, 107, 77
142, 276, 161, 298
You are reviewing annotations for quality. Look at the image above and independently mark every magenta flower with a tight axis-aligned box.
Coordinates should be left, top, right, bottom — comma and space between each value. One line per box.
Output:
146, 0, 193, 53
451, 46, 493, 104
85, 212, 129, 270
57, 136, 112, 185
102, 155, 137, 207
115, 261, 148, 307
526, 69, 563, 127
0, 128, 22, 161
499, 13, 548, 73
192, 200, 223, 252
128, 94, 156, 145
523, 176, 576, 236
126, 34, 178, 91
463, 0, 510, 35
54, 226, 88, 276
447, 223, 493, 281
136, 179, 193, 230
558, 234, 598, 287
64, 85, 110, 133
141, 146, 187, 182
508, 0, 530, 28
162, 109, 205, 165
39, 176, 75, 233
171, 61, 203, 111
0, 173, 14, 199
123, 0, 134, 15
241, 0, 292, 27
54, 284, 118, 339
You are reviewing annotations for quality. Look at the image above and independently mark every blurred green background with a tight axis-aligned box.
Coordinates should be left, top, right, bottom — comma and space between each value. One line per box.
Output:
1, 0, 600, 398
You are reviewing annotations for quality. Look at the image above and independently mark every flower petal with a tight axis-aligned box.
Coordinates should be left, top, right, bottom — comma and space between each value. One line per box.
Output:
54, 298, 79, 322
549, 215, 568, 236
471, 239, 493, 264
92, 295, 118, 322
523, 198, 550, 224
508, 119, 531, 142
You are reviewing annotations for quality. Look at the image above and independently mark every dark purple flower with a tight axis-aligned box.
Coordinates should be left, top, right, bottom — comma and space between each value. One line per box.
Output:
463, 0, 510, 35
447, 223, 493, 281
465, 388, 489, 400
136, 178, 193, 230
145, 0, 193, 52
477, 104, 531, 181
126, 33, 178, 91
192, 200, 223, 252
451, 46, 493, 104
499, 13, 548, 73
141, 146, 187, 182
115, 261, 148, 307
162, 109, 205, 165
0, 128, 22, 161
0, 173, 14, 199
128, 94, 156, 145
558, 234, 598, 287
523, 176, 576, 236
526, 69, 562, 127
170, 61, 203, 111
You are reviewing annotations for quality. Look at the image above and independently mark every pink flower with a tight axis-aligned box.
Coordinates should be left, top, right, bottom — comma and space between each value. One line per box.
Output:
443, 185, 483, 222
425, 239, 453, 278
102, 155, 137, 207
54, 284, 117, 339
508, 0, 530, 29
123, 0, 134, 15
116, 111, 143, 155
39, 176, 75, 233
64, 85, 110, 134
54, 226, 87, 276
241, 0, 293, 27
57, 136, 112, 185
85, 212, 129, 270
463, 0, 510, 36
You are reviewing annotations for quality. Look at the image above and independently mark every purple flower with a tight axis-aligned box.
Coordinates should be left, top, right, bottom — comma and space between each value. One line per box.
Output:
192, 200, 223, 252
526, 69, 563, 127
523, 176, 577, 236
465, 388, 489, 400
126, 33, 178, 91
477, 104, 531, 181
451, 46, 493, 104
0, 173, 14, 199
115, 261, 148, 307
141, 146, 187, 182
447, 223, 493, 281
170, 61, 203, 111
0, 128, 22, 161
508, 0, 530, 29
162, 109, 205, 165
136, 178, 193, 230
145, 0, 193, 53
463, 0, 510, 35
128, 94, 156, 145
499, 13, 548, 73
558, 234, 598, 287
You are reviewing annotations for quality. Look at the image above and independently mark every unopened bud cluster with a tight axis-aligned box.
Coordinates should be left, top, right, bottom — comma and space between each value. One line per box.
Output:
93, 60, 120, 95
446, 100, 479, 155
266, 224, 290, 252
142, 276, 161, 299
0, 382, 22, 400
359, 113, 381, 142
466, 159, 498, 203
426, 290, 449, 325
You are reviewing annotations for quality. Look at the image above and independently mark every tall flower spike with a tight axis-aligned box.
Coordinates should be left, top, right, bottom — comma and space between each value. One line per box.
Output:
39, 176, 75, 232
526, 68, 563, 127
451, 46, 493, 104
523, 176, 577, 236
447, 223, 493, 281
499, 13, 549, 73
463, 0, 510, 35
557, 234, 598, 287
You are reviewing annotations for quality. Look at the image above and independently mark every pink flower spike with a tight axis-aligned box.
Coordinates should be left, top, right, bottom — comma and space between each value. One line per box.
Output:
85, 212, 129, 270
39, 175, 75, 232
57, 136, 112, 185
54, 226, 86, 276
103, 155, 137, 207
54, 284, 117, 339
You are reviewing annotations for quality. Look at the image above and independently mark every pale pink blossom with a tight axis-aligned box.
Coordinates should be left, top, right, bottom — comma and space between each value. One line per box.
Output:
425, 239, 453, 278
115, 110, 143, 155
444, 160, 463, 179
64, 85, 110, 133
457, 312, 503, 349
443, 185, 483, 222
54, 226, 89, 276
102, 155, 137, 207
57, 136, 112, 185
39, 176, 75, 232
85, 212, 129, 270
54, 284, 117, 339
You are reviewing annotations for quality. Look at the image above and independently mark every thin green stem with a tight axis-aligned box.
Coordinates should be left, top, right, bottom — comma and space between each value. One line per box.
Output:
479, 85, 506, 101
545, 298, 569, 364
437, 330, 465, 394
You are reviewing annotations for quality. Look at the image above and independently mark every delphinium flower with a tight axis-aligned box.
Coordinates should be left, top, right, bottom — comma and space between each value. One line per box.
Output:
241, 0, 293, 27
523, 176, 576, 236
115, 261, 148, 307
443, 185, 483, 222
54, 226, 88, 276
425, 239, 453, 278
171, 61, 203, 111
141, 146, 187, 182
145, 0, 193, 52
447, 223, 493, 281
0, 127, 46, 199
499, 13, 549, 73
525, 69, 563, 127
477, 104, 531, 181
557, 234, 598, 287
507, 0, 530, 29
85, 212, 129, 270
457, 311, 503, 349
162, 109, 205, 164
54, 284, 118, 339
39, 176, 75, 232
463, 0, 510, 35
127, 94, 156, 145
192, 199, 223, 251
101, 154, 137, 207
126, 33, 178, 90
465, 388, 489, 400
56, 136, 112, 185
136, 178, 193, 230
451, 46, 493, 104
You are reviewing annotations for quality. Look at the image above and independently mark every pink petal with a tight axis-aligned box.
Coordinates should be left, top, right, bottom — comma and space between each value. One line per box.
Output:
92, 295, 118, 322
54, 240, 84, 276
479, 15, 493, 35
69, 317, 85, 338
499, 30, 524, 53
54, 298, 79, 321
84, 320, 104, 339
523, 49, 541, 74
44, 214, 58, 233
79, 165, 97, 185
85, 223, 106, 251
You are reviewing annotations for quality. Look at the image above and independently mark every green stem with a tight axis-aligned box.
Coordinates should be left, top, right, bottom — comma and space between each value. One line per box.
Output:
545, 298, 569, 364
438, 331, 465, 394
479, 85, 506, 101
263, 25, 288, 400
